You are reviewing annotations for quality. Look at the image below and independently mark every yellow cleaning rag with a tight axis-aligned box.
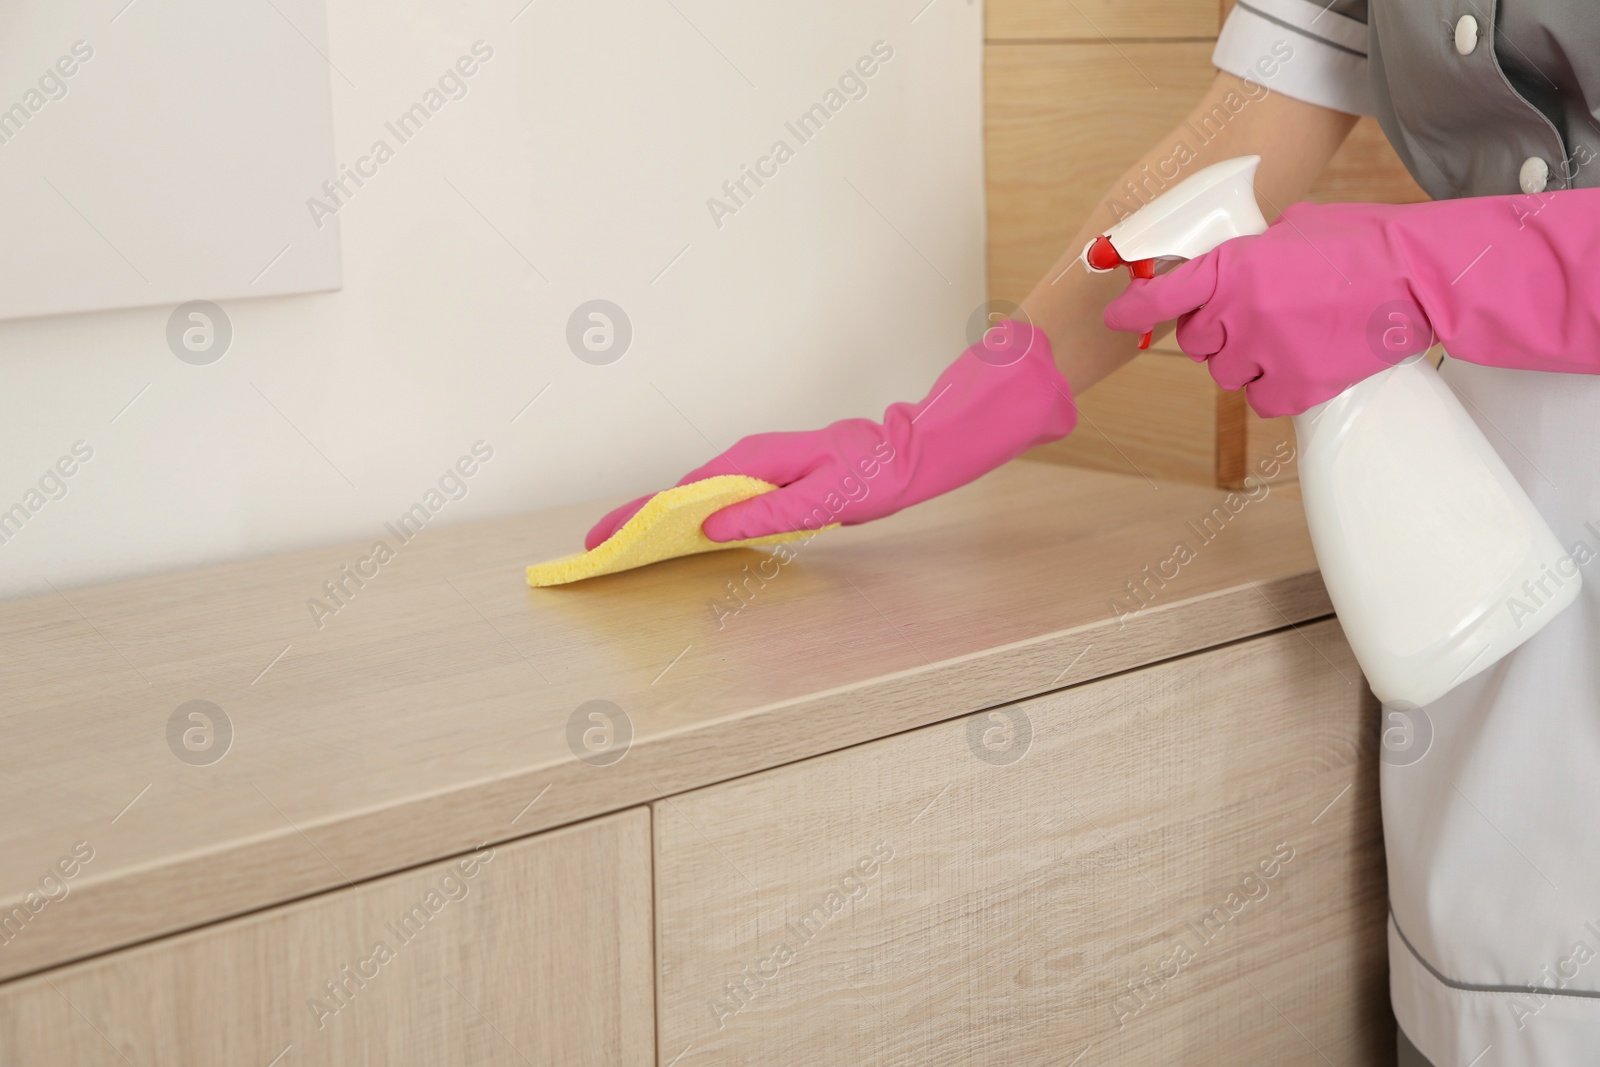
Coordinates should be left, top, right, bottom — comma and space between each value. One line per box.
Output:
526, 475, 827, 587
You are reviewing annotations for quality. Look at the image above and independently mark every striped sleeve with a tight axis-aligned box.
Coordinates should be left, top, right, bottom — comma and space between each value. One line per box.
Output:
1213, 0, 1373, 116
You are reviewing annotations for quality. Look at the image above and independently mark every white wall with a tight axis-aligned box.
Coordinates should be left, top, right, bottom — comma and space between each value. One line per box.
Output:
0, 0, 987, 599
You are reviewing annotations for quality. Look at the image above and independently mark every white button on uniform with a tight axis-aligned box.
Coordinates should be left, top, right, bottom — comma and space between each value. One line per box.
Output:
1455, 14, 1479, 55
1520, 156, 1550, 194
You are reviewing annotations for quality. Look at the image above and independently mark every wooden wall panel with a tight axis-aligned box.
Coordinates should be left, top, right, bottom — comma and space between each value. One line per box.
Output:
1026, 348, 1217, 485
0, 810, 654, 1067
1023, 339, 1300, 492
985, 41, 1219, 304
654, 622, 1391, 1065
987, 0, 1219, 41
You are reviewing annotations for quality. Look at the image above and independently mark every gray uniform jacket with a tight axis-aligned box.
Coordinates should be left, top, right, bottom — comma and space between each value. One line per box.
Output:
1217, 0, 1600, 199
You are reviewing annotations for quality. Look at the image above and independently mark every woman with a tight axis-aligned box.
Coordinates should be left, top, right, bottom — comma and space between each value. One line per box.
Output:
588, 2, 1600, 1060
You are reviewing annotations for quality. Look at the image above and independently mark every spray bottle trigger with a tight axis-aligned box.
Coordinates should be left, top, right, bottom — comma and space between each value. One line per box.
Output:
1128, 258, 1155, 349
1085, 235, 1157, 349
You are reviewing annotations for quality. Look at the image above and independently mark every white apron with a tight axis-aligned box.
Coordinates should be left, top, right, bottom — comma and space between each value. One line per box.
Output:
1386, 358, 1600, 1064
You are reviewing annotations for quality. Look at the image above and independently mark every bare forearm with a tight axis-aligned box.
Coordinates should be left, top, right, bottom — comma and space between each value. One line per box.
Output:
1019, 72, 1359, 395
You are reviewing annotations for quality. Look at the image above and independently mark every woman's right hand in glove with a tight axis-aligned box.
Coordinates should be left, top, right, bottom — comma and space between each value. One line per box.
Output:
584, 321, 1079, 549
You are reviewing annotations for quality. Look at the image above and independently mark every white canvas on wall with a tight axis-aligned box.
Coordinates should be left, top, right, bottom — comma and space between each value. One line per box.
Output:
0, 0, 342, 319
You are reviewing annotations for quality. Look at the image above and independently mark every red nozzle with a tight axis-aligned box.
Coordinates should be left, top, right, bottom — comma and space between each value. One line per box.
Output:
1086, 234, 1123, 272
1088, 234, 1156, 349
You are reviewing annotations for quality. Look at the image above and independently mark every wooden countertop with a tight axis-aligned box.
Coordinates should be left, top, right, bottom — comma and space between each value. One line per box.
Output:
0, 460, 1329, 982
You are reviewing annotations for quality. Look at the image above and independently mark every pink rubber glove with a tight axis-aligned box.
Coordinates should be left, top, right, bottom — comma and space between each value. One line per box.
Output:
585, 322, 1077, 548
1103, 188, 1600, 418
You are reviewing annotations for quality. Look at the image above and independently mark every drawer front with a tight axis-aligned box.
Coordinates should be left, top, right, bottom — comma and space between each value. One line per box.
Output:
0, 808, 653, 1066
654, 620, 1390, 1065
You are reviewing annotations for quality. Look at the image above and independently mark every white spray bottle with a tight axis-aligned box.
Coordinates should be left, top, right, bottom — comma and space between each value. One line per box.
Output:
1082, 155, 1580, 708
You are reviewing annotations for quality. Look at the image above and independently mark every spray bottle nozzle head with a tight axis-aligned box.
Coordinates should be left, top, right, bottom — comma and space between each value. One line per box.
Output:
1080, 156, 1269, 353
1084, 234, 1124, 272
1094, 155, 1268, 263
